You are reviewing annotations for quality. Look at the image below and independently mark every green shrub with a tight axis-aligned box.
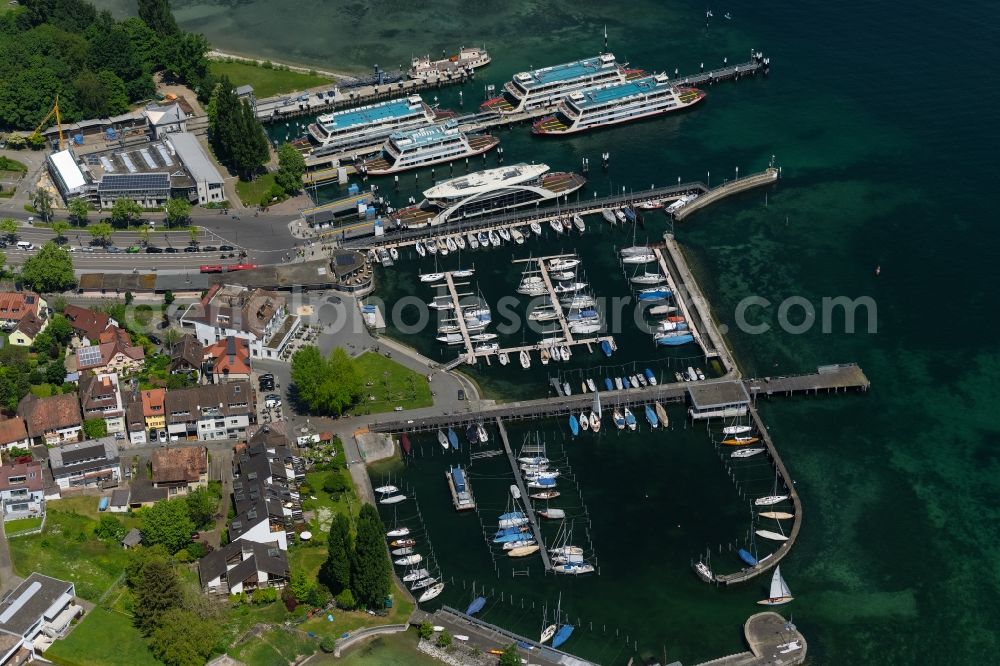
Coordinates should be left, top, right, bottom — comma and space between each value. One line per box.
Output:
320, 636, 336, 653
335, 588, 355, 610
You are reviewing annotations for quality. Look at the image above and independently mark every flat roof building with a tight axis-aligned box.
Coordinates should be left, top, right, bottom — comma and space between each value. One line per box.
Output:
166, 132, 225, 205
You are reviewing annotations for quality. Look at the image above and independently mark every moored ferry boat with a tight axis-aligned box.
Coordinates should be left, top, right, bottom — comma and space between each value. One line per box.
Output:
360, 122, 499, 175
481, 53, 643, 115
306, 95, 438, 154
408, 46, 491, 79
391, 163, 586, 228
533, 74, 705, 135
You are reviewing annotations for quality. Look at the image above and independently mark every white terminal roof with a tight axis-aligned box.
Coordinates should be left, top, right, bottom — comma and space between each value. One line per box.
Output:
167, 132, 224, 185
49, 149, 87, 192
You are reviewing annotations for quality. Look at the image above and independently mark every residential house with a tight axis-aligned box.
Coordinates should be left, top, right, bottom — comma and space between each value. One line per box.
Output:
0, 460, 45, 520
109, 488, 131, 513
180, 285, 300, 359
151, 446, 208, 497
78, 372, 125, 435
124, 393, 147, 445
168, 333, 204, 380
73, 327, 144, 376
47, 437, 120, 490
17, 394, 82, 445
197, 539, 289, 595
164, 381, 254, 442
0, 419, 30, 453
62, 305, 113, 347
8, 310, 48, 347
204, 336, 252, 383
0, 574, 82, 663
140, 388, 167, 439
0, 291, 45, 331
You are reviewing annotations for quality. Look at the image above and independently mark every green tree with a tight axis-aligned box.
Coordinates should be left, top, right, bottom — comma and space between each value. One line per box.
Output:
111, 197, 142, 228
138, 0, 179, 37
184, 486, 217, 530
418, 621, 434, 640
68, 199, 89, 226
499, 643, 519, 666
163, 32, 209, 90
148, 608, 220, 666
140, 499, 196, 554
82, 418, 107, 439
322, 472, 350, 496
350, 504, 391, 609
163, 327, 181, 350
210, 76, 269, 178
320, 513, 352, 595
95, 514, 127, 541
47, 314, 73, 344
138, 225, 150, 246
188, 226, 199, 244
45, 359, 67, 385
436, 631, 452, 648
0, 218, 19, 242
88, 221, 113, 246
73, 69, 129, 117
19, 242, 76, 292
165, 197, 191, 227
290, 346, 363, 416
51, 220, 70, 244
31, 188, 53, 222
275, 143, 305, 195
133, 556, 182, 635
290, 570, 314, 603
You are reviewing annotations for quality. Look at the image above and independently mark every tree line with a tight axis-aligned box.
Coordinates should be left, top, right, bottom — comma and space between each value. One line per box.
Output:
290, 346, 364, 416
319, 504, 392, 610
0, 0, 211, 130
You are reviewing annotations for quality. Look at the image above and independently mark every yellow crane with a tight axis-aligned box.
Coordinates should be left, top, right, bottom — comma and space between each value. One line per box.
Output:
32, 95, 64, 151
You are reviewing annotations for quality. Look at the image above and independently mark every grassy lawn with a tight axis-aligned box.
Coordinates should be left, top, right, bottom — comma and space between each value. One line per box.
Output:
0, 156, 28, 172
4, 516, 42, 535
208, 60, 333, 98
347, 352, 433, 416
321, 628, 439, 665
298, 592, 414, 641
235, 172, 277, 207
45, 607, 159, 666
8, 502, 137, 601
301, 466, 359, 539
229, 625, 317, 666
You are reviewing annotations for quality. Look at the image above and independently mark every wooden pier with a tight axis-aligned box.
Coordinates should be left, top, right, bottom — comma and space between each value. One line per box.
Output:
440, 271, 476, 363
495, 418, 552, 572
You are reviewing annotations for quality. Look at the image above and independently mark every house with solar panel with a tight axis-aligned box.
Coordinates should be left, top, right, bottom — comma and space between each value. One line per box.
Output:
72, 327, 145, 377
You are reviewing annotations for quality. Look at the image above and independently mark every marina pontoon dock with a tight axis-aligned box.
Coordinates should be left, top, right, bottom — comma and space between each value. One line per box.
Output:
496, 419, 551, 571
447, 465, 476, 511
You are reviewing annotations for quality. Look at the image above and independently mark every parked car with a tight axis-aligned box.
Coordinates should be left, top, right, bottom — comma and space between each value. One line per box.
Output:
264, 394, 282, 409
219, 245, 234, 251
146, 246, 164, 253
183, 246, 198, 253
126, 246, 140, 253
107, 246, 123, 253
164, 246, 178, 253
201, 245, 219, 252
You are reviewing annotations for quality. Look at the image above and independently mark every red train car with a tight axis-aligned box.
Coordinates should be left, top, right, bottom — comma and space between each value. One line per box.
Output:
200, 264, 257, 274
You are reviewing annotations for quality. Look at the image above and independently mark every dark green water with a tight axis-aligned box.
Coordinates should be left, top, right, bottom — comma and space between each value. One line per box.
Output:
95, 0, 1000, 663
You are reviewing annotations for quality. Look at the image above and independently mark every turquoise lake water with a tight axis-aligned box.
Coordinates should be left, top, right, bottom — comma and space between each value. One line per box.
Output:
93, 0, 1000, 662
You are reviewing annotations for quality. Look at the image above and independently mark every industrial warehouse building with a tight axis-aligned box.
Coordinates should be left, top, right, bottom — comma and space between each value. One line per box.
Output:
46, 130, 224, 208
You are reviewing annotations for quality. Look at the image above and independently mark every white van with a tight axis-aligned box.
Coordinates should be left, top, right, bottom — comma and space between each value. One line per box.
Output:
16, 241, 34, 251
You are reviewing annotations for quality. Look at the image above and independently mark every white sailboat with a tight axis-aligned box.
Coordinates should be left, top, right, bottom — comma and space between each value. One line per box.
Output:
756, 566, 794, 605
520, 350, 531, 369
723, 424, 752, 435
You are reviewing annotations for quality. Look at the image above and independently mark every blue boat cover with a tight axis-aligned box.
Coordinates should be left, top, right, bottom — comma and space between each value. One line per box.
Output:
604, 377, 614, 390
568, 414, 579, 436
447, 428, 459, 450
601, 340, 613, 357
499, 511, 526, 521
645, 405, 658, 426
451, 466, 466, 493
738, 548, 758, 566
644, 368, 655, 380
466, 596, 486, 615
552, 624, 575, 649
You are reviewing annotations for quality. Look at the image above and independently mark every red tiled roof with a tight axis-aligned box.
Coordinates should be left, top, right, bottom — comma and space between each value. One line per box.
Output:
0, 418, 28, 445
206, 336, 251, 377
0, 291, 41, 323
17, 393, 82, 438
152, 446, 207, 484
63, 304, 110, 342
141, 389, 166, 418
0, 460, 44, 492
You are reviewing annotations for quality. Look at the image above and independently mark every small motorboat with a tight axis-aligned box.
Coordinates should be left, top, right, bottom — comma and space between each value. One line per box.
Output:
615, 209, 627, 224
379, 494, 407, 505
560, 346, 571, 361
418, 582, 445, 603
520, 350, 531, 368
426, 240, 437, 255
654, 401, 668, 428
629, 375, 641, 389
437, 430, 449, 450
389, 247, 399, 261
467, 231, 479, 249
402, 568, 429, 582
601, 209, 617, 225
498, 227, 511, 242
623, 407, 637, 431
696, 368, 706, 380
601, 339, 613, 357
637, 373, 648, 387
477, 231, 490, 246
512, 227, 525, 244
755, 495, 790, 506
386, 527, 410, 538
477, 423, 489, 443
374, 484, 398, 494
415, 241, 426, 257
527, 477, 557, 489
732, 447, 765, 458
538, 508, 566, 520
568, 414, 579, 436
467, 425, 479, 445
759, 511, 795, 520
508, 544, 541, 558
548, 258, 580, 271
455, 234, 466, 250
410, 576, 436, 590
579, 411, 589, 431
530, 490, 560, 500
563, 382, 572, 396
419, 273, 444, 282
498, 352, 510, 366
644, 368, 657, 385
446, 236, 457, 252
614, 377, 624, 390
394, 553, 423, 566
756, 529, 790, 542
622, 206, 637, 223
612, 409, 626, 430
530, 221, 543, 236
540, 347, 551, 364
589, 411, 601, 432
586, 378, 597, 392
436, 238, 448, 255
693, 560, 715, 583
723, 425, 753, 435
572, 214, 585, 232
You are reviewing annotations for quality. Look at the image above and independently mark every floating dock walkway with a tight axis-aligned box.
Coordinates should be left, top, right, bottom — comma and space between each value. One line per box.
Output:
495, 418, 551, 572
674, 168, 779, 221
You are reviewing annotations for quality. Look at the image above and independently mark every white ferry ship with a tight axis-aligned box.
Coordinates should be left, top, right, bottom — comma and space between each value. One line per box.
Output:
359, 122, 499, 175
392, 163, 586, 228
532, 74, 705, 135
408, 46, 491, 79
306, 95, 437, 151
481, 53, 643, 115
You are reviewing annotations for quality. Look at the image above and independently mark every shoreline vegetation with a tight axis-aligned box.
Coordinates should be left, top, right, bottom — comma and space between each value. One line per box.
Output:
206, 49, 354, 82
